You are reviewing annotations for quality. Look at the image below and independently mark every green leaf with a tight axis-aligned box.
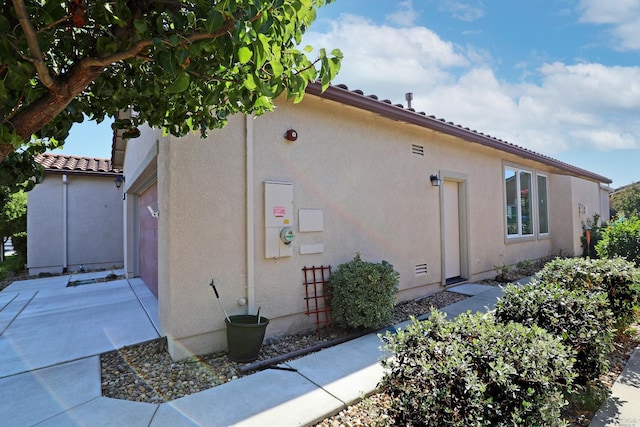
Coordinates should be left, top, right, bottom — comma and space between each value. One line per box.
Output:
237, 46, 253, 64
243, 74, 258, 91
270, 60, 284, 77
96, 37, 118, 55
165, 72, 190, 94
4, 63, 33, 91
0, 16, 9, 33
157, 51, 178, 76
133, 18, 147, 34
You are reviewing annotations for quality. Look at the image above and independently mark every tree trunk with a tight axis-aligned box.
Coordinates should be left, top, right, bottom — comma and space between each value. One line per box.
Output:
1, 62, 105, 163
0, 144, 13, 163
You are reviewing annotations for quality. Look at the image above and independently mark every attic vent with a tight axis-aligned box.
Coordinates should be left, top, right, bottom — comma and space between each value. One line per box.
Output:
415, 263, 428, 275
412, 144, 424, 156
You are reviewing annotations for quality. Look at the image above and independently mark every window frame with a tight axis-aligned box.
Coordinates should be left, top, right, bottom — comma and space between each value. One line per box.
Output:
503, 163, 550, 241
537, 173, 550, 236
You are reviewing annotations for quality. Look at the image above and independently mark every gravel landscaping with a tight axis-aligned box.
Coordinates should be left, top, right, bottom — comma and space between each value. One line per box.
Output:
100, 290, 468, 403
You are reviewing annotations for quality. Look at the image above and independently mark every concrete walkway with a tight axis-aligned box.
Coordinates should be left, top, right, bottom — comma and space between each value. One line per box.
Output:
0, 275, 637, 426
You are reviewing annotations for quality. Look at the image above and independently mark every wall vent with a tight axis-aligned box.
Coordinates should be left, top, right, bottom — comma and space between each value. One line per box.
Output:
411, 144, 424, 156
415, 263, 428, 275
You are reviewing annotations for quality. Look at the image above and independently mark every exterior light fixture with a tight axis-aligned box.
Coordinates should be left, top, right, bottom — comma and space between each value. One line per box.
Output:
284, 129, 298, 142
114, 175, 125, 189
430, 174, 441, 187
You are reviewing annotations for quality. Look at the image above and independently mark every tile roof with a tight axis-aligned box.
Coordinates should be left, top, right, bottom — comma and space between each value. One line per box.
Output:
306, 82, 612, 184
35, 153, 120, 175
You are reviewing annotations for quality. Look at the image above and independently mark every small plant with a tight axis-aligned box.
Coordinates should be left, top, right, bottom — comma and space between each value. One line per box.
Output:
493, 263, 512, 282
581, 213, 607, 258
381, 310, 575, 427
495, 281, 614, 385
515, 259, 536, 276
596, 215, 640, 267
326, 253, 399, 330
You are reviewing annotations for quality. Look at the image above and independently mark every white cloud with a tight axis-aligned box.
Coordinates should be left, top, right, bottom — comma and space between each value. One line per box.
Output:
578, 0, 640, 51
386, 0, 420, 27
570, 129, 638, 151
305, 14, 470, 97
433, 0, 485, 22
303, 13, 640, 155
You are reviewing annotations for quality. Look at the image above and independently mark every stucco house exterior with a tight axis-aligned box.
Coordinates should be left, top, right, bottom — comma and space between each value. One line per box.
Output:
27, 154, 124, 275
114, 83, 612, 360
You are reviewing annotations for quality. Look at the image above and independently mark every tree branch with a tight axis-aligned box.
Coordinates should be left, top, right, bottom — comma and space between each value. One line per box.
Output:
187, 70, 240, 84
38, 15, 72, 34
82, 22, 240, 68
11, 0, 56, 90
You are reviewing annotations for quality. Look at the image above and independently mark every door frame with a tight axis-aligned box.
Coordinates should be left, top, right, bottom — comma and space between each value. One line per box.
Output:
439, 171, 470, 287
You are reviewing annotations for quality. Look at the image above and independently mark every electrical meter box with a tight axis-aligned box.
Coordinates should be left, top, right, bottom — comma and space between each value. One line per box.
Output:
265, 181, 294, 258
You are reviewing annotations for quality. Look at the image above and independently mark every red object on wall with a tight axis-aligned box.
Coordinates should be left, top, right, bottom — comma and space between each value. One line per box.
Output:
302, 265, 332, 333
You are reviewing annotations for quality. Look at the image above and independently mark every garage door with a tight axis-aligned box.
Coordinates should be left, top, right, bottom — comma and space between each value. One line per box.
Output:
138, 182, 158, 296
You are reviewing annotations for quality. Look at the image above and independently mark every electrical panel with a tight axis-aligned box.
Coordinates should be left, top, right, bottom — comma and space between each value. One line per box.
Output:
265, 181, 294, 258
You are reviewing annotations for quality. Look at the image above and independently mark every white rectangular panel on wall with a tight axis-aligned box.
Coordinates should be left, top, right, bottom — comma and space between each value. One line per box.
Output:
298, 209, 324, 232
265, 181, 294, 258
300, 243, 324, 255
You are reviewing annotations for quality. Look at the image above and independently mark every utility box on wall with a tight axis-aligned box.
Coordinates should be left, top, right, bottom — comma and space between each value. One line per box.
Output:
265, 181, 294, 259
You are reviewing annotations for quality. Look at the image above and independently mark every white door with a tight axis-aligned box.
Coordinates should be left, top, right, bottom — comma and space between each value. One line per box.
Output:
443, 180, 461, 280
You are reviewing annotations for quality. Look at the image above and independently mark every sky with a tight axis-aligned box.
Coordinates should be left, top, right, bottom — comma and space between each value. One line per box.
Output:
57, 0, 640, 187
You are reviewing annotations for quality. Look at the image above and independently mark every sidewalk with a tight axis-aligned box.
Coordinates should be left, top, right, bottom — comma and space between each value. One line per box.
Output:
0, 274, 637, 426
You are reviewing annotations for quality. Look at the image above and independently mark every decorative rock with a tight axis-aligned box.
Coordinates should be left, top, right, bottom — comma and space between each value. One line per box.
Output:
100, 291, 468, 404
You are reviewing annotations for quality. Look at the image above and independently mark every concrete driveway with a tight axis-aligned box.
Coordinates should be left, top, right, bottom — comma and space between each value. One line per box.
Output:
0, 271, 160, 426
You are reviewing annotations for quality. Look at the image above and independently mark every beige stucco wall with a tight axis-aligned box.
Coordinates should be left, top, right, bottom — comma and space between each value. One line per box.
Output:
140, 94, 608, 359
27, 173, 124, 275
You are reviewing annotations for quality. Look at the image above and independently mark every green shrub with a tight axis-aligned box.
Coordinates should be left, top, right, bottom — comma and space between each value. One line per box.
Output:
596, 216, 640, 267
537, 257, 640, 328
495, 281, 614, 384
11, 232, 27, 265
326, 253, 399, 330
536, 257, 595, 289
0, 254, 24, 280
381, 311, 575, 427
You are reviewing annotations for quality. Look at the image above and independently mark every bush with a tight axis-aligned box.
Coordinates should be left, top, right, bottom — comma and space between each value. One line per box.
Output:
381, 311, 575, 427
326, 253, 399, 330
536, 257, 595, 289
495, 281, 614, 384
537, 257, 640, 329
11, 232, 27, 265
596, 216, 640, 267
0, 254, 24, 280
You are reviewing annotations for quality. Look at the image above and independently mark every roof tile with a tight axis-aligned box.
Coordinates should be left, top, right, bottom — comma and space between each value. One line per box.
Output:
35, 153, 119, 174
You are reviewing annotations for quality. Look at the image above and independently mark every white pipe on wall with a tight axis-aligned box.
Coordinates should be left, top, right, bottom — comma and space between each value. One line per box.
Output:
62, 174, 68, 271
246, 115, 256, 314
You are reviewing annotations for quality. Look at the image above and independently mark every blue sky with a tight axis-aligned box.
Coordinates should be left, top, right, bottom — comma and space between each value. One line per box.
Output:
58, 0, 640, 187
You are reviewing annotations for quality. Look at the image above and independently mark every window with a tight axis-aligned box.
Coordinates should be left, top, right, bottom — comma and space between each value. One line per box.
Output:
504, 166, 535, 237
504, 166, 550, 238
537, 174, 549, 234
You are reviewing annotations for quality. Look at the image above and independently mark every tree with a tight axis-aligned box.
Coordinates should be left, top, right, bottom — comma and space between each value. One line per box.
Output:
0, 188, 27, 263
0, 0, 342, 187
611, 182, 640, 218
